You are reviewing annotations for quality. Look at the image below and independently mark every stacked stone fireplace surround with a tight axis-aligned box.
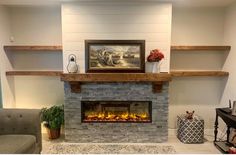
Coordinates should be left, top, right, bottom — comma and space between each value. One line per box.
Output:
64, 82, 169, 143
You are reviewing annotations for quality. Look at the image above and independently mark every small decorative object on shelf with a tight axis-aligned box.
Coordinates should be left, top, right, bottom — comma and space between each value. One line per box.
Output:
177, 112, 204, 144
146, 49, 164, 73
185, 111, 195, 119
67, 54, 78, 73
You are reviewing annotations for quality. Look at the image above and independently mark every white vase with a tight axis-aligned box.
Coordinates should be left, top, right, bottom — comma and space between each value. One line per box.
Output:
152, 62, 160, 73
145, 62, 153, 73
145, 62, 161, 73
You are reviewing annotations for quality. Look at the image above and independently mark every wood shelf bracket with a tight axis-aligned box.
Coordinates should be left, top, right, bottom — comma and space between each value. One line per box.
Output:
152, 82, 163, 93
69, 82, 81, 93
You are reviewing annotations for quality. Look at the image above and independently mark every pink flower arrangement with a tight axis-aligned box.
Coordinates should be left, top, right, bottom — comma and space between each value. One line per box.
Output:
147, 49, 164, 62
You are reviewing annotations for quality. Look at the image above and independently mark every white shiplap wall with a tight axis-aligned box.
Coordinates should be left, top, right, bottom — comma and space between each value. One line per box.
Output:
62, 2, 172, 73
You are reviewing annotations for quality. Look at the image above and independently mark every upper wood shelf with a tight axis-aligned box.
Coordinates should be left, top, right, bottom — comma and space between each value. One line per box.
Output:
4, 45, 230, 52
4, 45, 62, 52
171, 46, 231, 51
171, 71, 229, 77
6, 71, 63, 76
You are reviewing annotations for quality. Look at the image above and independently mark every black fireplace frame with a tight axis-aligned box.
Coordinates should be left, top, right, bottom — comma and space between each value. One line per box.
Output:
81, 101, 152, 123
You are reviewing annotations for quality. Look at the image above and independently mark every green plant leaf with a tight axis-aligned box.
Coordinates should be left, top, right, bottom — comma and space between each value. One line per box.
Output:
41, 105, 64, 129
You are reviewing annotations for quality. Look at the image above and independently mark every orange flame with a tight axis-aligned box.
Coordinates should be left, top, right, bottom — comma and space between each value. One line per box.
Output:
84, 111, 150, 122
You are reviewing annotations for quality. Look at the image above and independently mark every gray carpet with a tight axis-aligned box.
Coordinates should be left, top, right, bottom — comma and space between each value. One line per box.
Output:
42, 142, 176, 154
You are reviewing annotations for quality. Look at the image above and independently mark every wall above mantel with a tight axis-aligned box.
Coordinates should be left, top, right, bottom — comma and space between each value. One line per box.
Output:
61, 2, 172, 73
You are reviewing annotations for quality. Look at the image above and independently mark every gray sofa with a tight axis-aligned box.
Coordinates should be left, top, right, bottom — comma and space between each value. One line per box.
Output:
0, 109, 42, 154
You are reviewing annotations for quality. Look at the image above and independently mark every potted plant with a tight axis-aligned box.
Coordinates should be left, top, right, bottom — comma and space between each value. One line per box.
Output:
41, 105, 64, 139
146, 49, 164, 73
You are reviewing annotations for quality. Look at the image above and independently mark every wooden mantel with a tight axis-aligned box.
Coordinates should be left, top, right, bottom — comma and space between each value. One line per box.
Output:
61, 73, 172, 93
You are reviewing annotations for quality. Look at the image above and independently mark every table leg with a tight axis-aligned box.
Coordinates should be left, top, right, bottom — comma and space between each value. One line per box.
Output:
227, 126, 231, 143
214, 113, 218, 142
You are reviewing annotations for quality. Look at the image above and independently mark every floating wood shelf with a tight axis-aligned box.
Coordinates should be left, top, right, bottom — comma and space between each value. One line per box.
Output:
61, 73, 172, 93
171, 71, 229, 77
4, 45, 62, 52
171, 46, 231, 51
6, 71, 63, 76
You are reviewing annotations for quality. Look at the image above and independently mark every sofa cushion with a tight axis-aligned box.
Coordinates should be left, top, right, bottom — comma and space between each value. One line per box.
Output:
0, 135, 36, 154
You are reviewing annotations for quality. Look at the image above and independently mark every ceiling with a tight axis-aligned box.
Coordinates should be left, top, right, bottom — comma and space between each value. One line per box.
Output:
0, 0, 235, 7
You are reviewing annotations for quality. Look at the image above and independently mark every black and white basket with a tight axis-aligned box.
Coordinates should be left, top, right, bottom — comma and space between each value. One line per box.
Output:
177, 115, 204, 144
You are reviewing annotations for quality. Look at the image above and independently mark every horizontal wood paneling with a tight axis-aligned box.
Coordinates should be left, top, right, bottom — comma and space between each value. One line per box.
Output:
63, 3, 171, 15
64, 23, 170, 33
64, 33, 169, 42
64, 14, 171, 24
62, 2, 172, 73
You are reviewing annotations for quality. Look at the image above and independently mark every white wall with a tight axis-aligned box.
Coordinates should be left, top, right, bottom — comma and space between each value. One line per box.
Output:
9, 6, 62, 45
0, 6, 15, 108
171, 7, 225, 45
221, 2, 236, 106
6, 6, 64, 108
62, 2, 172, 73
0, 80, 2, 107
169, 7, 227, 129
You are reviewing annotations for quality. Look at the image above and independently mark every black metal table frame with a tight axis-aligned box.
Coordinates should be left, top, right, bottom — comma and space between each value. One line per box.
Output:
214, 108, 236, 153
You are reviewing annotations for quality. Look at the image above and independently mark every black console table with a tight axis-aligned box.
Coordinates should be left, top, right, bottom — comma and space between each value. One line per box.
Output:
214, 108, 236, 153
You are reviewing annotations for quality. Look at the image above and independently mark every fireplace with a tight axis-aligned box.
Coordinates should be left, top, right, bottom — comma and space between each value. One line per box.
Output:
64, 82, 169, 143
81, 101, 152, 123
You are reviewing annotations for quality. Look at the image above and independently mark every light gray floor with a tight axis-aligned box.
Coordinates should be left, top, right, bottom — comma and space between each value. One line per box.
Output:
42, 130, 220, 154
168, 130, 220, 154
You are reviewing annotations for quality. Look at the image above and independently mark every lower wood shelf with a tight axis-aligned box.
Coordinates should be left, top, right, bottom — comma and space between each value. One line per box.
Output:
171, 71, 229, 77
6, 71, 63, 76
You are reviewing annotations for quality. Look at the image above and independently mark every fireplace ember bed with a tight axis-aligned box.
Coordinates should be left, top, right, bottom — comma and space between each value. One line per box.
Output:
81, 101, 152, 123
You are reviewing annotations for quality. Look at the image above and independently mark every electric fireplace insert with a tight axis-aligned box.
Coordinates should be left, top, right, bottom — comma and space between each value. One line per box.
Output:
81, 101, 152, 123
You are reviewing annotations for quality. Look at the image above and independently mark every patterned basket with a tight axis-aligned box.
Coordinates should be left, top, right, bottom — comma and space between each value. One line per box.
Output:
177, 115, 204, 144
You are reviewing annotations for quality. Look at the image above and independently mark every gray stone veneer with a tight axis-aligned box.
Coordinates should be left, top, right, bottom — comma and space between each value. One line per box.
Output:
64, 82, 169, 143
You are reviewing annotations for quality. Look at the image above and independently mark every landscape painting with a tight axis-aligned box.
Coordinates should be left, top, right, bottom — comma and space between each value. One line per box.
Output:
85, 40, 145, 73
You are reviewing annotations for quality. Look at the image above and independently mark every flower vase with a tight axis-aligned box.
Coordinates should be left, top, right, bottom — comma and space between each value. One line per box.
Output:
152, 62, 160, 73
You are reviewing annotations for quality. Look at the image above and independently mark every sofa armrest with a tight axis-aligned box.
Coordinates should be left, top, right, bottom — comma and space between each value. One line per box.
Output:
0, 109, 42, 151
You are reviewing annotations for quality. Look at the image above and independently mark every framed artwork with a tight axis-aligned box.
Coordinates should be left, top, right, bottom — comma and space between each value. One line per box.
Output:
85, 40, 145, 73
